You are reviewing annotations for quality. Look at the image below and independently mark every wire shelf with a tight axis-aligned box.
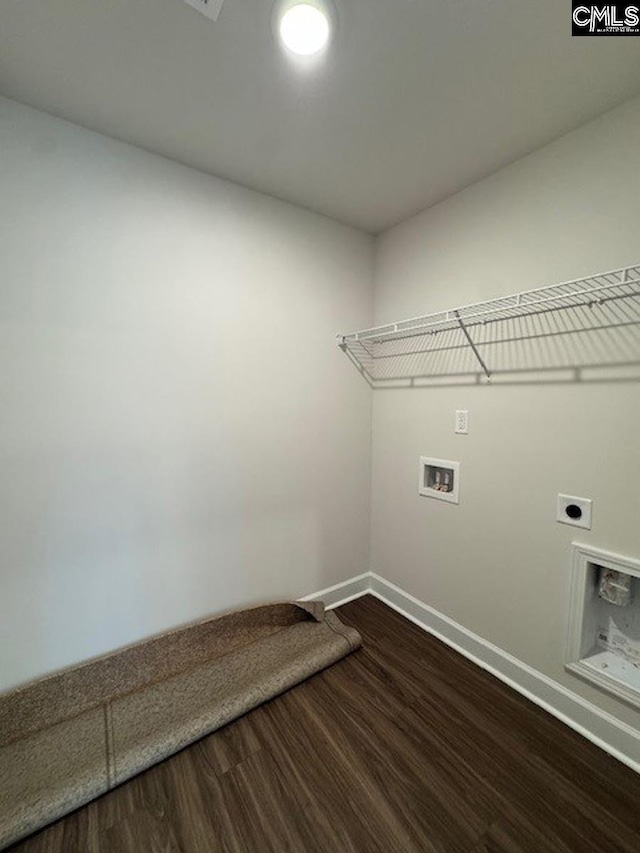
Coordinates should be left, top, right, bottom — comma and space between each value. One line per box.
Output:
338, 263, 640, 386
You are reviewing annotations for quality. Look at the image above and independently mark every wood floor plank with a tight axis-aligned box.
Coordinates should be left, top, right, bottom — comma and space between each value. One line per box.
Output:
7, 594, 640, 853
470, 813, 582, 853
221, 746, 352, 853
155, 748, 229, 853
194, 714, 262, 777
265, 666, 490, 851
338, 597, 640, 853
251, 694, 448, 853
101, 808, 182, 853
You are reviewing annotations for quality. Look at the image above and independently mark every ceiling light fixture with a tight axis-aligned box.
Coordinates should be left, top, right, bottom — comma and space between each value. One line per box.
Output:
279, 3, 331, 56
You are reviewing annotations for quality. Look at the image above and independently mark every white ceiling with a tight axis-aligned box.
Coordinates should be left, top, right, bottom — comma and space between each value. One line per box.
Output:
1, 0, 640, 233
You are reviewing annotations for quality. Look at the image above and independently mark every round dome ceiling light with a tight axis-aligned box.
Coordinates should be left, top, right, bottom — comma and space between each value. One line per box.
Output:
279, 3, 331, 56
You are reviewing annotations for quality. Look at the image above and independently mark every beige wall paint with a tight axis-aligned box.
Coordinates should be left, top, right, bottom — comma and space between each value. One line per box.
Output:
372, 96, 640, 729
0, 97, 374, 692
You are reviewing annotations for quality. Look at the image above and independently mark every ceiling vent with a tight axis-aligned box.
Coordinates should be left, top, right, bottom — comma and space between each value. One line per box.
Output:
180, 0, 225, 21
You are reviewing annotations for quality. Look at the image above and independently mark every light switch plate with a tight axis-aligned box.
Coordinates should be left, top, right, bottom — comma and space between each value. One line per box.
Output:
455, 410, 469, 434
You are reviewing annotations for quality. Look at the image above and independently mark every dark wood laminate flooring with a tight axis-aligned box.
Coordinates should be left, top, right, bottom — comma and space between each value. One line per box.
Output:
9, 595, 640, 853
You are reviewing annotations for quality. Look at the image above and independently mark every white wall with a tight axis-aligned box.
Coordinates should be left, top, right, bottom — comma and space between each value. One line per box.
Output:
372, 96, 640, 729
0, 96, 374, 692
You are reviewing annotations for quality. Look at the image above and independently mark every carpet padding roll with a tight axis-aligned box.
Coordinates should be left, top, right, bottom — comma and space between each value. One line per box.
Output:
0, 600, 361, 849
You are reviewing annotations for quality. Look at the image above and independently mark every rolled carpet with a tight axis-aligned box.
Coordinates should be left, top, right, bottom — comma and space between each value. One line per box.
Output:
0, 600, 361, 850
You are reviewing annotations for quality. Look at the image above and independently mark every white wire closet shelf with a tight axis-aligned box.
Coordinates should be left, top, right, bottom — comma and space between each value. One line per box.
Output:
338, 262, 640, 386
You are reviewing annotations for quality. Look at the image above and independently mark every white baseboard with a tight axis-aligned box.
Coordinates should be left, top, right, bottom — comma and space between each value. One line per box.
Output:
299, 572, 370, 610
303, 571, 640, 775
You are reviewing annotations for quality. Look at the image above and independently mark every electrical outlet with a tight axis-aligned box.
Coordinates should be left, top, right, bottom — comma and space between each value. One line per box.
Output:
455, 410, 469, 434
556, 494, 592, 530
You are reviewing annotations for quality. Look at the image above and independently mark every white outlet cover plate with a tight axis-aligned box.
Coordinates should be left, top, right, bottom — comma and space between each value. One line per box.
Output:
180, 0, 224, 21
556, 494, 592, 530
455, 410, 469, 434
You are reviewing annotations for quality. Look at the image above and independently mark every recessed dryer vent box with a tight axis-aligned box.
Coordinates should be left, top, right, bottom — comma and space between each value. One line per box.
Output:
566, 543, 640, 709
419, 457, 460, 504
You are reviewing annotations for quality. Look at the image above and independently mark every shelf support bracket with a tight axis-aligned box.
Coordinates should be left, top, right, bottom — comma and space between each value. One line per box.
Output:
454, 311, 492, 380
